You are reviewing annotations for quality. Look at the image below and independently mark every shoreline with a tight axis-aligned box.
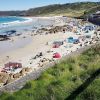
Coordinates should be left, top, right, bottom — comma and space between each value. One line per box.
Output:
0, 16, 33, 28
0, 16, 69, 66
0, 16, 99, 90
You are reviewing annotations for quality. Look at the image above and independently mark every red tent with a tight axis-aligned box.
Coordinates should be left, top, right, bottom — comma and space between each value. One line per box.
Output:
53, 53, 61, 58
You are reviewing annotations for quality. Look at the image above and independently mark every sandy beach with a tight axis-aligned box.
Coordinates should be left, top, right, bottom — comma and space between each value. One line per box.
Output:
0, 32, 74, 66
0, 16, 71, 66
0, 16, 99, 87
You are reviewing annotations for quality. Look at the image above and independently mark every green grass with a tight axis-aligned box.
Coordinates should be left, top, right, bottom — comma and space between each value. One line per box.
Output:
0, 44, 100, 100
25, 2, 100, 17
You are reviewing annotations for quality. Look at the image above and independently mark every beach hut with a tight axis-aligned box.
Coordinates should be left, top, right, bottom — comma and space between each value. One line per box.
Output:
53, 53, 61, 58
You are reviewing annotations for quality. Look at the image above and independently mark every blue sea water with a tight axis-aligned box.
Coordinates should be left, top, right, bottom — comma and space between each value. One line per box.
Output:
0, 16, 26, 24
0, 16, 55, 35
0, 16, 31, 35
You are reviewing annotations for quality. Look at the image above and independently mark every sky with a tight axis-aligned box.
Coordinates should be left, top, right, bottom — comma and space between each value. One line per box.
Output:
0, 0, 99, 11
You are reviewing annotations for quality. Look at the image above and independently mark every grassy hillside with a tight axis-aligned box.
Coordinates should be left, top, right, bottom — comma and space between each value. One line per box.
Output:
25, 2, 100, 17
0, 2, 100, 17
0, 44, 100, 100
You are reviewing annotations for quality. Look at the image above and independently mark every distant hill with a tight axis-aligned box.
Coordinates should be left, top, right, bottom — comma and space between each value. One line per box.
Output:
0, 2, 100, 17
0, 11, 25, 16
25, 2, 100, 17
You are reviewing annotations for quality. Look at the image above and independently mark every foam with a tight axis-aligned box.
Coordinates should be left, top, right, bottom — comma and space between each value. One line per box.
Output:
0, 17, 33, 29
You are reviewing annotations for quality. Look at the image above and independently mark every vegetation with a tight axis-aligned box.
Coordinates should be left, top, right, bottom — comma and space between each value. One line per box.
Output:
0, 2, 100, 17
25, 2, 100, 17
0, 44, 100, 100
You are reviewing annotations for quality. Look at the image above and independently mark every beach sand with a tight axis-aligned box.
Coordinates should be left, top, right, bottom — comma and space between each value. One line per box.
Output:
0, 31, 76, 67
0, 16, 98, 70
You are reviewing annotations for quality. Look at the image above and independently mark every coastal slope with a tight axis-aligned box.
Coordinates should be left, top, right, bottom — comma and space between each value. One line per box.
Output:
0, 2, 100, 17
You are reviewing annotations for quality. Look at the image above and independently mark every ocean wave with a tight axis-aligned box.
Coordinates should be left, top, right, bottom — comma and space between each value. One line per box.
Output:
0, 17, 33, 29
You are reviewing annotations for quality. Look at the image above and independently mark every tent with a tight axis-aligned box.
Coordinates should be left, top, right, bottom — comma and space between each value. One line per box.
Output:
83, 25, 94, 32
67, 37, 79, 43
53, 53, 61, 58
67, 37, 73, 43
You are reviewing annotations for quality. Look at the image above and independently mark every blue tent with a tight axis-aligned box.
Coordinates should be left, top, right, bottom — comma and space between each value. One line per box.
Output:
67, 37, 79, 43
83, 25, 94, 32
67, 37, 73, 43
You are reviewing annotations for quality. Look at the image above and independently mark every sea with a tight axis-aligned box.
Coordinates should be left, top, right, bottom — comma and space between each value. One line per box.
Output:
0, 16, 55, 35
0, 16, 58, 55
0, 16, 33, 35
0, 16, 26, 23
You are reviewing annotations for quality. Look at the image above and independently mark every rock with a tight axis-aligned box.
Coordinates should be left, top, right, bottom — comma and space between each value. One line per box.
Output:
20, 68, 26, 76
13, 73, 21, 79
0, 72, 9, 84
25, 68, 32, 72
